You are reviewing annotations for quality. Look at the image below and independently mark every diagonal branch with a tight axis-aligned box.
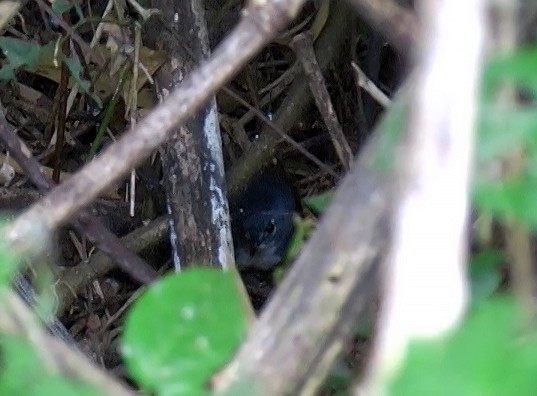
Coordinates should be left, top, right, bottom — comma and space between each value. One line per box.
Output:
0, 110, 157, 285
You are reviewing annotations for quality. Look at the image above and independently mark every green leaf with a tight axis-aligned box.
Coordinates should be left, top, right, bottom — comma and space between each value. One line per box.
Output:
0, 334, 100, 395
468, 250, 503, 303
0, 223, 19, 286
473, 174, 537, 229
122, 268, 247, 396
322, 360, 352, 395
51, 0, 75, 14
389, 297, 537, 396
273, 215, 315, 282
0, 38, 49, 80
0, 65, 16, 80
284, 215, 314, 261
0, 242, 17, 286
303, 191, 334, 213
476, 105, 537, 164
482, 47, 537, 99
62, 57, 90, 94
62, 57, 102, 107
473, 48, 537, 231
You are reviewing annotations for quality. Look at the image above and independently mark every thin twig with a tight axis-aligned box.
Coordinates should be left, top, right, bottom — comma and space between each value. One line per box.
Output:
292, 32, 354, 170
54, 216, 169, 314
351, 62, 392, 108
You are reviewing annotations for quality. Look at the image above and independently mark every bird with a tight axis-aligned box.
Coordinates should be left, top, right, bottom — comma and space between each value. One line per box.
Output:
231, 171, 297, 271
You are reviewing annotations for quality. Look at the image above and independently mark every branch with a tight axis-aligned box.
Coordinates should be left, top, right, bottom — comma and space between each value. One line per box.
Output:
292, 32, 354, 170
148, 0, 234, 270
53, 216, 169, 314
363, 0, 485, 392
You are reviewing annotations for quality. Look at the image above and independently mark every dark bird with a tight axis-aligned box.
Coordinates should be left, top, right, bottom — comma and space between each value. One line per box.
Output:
231, 172, 296, 271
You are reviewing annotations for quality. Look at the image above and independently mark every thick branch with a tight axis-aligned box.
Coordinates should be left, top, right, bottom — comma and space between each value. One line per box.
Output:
364, 0, 485, 392
148, 0, 234, 270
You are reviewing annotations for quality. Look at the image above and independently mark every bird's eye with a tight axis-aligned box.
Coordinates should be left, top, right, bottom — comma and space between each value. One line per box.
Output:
265, 219, 276, 235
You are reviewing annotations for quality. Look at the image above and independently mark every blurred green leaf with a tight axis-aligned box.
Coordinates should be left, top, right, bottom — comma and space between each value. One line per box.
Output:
322, 360, 352, 396
482, 47, 537, 99
0, 225, 19, 286
476, 105, 537, 164
303, 191, 333, 213
473, 175, 537, 228
62, 57, 90, 95
285, 215, 314, 261
122, 268, 247, 396
0, 39, 52, 80
51, 0, 74, 14
468, 250, 503, 304
0, 243, 17, 286
274, 215, 315, 282
389, 297, 537, 396
0, 335, 99, 395
473, 47, 537, 230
